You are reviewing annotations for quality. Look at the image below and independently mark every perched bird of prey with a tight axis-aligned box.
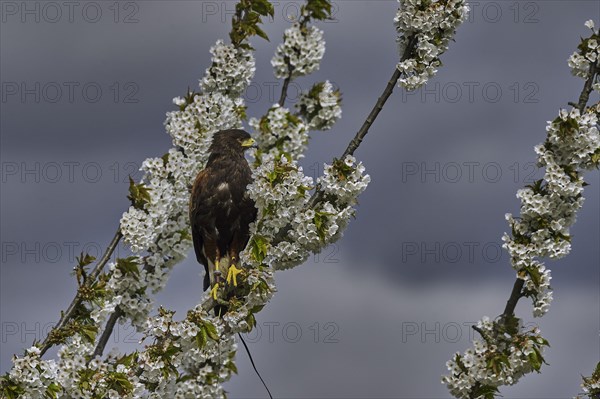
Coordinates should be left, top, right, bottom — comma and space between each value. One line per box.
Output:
189, 129, 257, 300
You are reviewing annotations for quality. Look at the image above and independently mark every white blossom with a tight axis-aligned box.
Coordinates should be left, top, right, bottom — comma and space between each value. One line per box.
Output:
272, 23, 325, 78
445, 49, 599, 395
568, 22, 600, 78
120, 206, 156, 253
585, 19, 595, 30
165, 92, 245, 163
250, 105, 309, 161
201, 40, 255, 97
297, 80, 342, 130
443, 318, 548, 398
394, 0, 469, 90
318, 155, 371, 205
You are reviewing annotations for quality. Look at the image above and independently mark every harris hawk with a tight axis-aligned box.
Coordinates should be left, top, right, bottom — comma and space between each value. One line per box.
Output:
189, 129, 257, 300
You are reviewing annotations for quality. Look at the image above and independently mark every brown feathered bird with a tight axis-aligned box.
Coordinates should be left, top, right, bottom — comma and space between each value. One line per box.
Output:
189, 129, 257, 299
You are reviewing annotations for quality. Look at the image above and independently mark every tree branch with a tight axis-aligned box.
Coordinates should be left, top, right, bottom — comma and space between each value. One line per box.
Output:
93, 307, 124, 358
577, 60, 598, 113
278, 60, 292, 107
342, 35, 418, 160
498, 59, 598, 326
501, 278, 525, 319
305, 34, 418, 209
39, 229, 122, 357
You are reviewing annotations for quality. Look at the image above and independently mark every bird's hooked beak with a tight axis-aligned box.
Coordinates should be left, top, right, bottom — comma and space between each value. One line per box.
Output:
241, 137, 257, 149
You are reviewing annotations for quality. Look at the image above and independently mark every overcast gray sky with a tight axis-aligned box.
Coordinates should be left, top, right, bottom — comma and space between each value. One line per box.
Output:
1, 1, 599, 397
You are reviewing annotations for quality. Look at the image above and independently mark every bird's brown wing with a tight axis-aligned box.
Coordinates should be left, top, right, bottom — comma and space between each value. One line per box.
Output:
190, 169, 213, 290
229, 193, 257, 261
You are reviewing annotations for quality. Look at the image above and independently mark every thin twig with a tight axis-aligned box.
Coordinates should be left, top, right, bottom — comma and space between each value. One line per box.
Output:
340, 36, 418, 160
89, 260, 160, 358
501, 278, 525, 319
278, 16, 316, 107
39, 230, 122, 357
90, 231, 123, 283
577, 61, 598, 113
343, 35, 418, 160
93, 307, 124, 357
279, 64, 292, 107
305, 35, 418, 210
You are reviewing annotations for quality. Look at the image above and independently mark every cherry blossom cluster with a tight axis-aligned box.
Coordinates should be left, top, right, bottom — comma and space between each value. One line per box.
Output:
272, 22, 325, 79
164, 92, 245, 163
246, 106, 361, 271
318, 156, 371, 205
4, 0, 469, 397
201, 39, 256, 97
3, 2, 346, 397
443, 317, 549, 398
135, 307, 236, 398
296, 80, 342, 131
444, 109, 599, 398
394, 0, 469, 90
250, 105, 309, 161
568, 20, 599, 79
3, 31, 254, 399
5, 333, 150, 398
576, 363, 600, 399
503, 108, 599, 318
246, 155, 314, 243
444, 21, 600, 398
244, 153, 370, 271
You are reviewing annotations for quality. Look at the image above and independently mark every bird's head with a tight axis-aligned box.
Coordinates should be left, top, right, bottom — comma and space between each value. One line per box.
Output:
210, 129, 256, 156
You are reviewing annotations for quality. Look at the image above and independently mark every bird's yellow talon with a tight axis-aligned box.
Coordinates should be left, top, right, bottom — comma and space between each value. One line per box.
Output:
210, 284, 220, 300
226, 264, 243, 286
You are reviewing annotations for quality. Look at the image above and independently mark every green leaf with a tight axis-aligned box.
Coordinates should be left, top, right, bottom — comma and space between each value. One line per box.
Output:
253, 24, 270, 42
250, 0, 274, 17
502, 314, 520, 335
177, 228, 192, 242
591, 148, 600, 166
246, 313, 256, 330
79, 324, 98, 343
473, 384, 501, 399
259, 115, 272, 133
77, 252, 96, 268
453, 353, 467, 373
303, 0, 333, 20
72, 252, 97, 286
226, 360, 239, 374
526, 179, 547, 195
528, 350, 542, 371
229, 0, 274, 46
196, 328, 208, 349
204, 322, 220, 341
250, 235, 269, 263
116, 352, 137, 367
107, 371, 134, 395
518, 264, 541, 288
116, 257, 141, 277
127, 176, 152, 209
592, 361, 600, 379
45, 382, 61, 399
1, 374, 25, 399
163, 344, 180, 358
332, 158, 355, 180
